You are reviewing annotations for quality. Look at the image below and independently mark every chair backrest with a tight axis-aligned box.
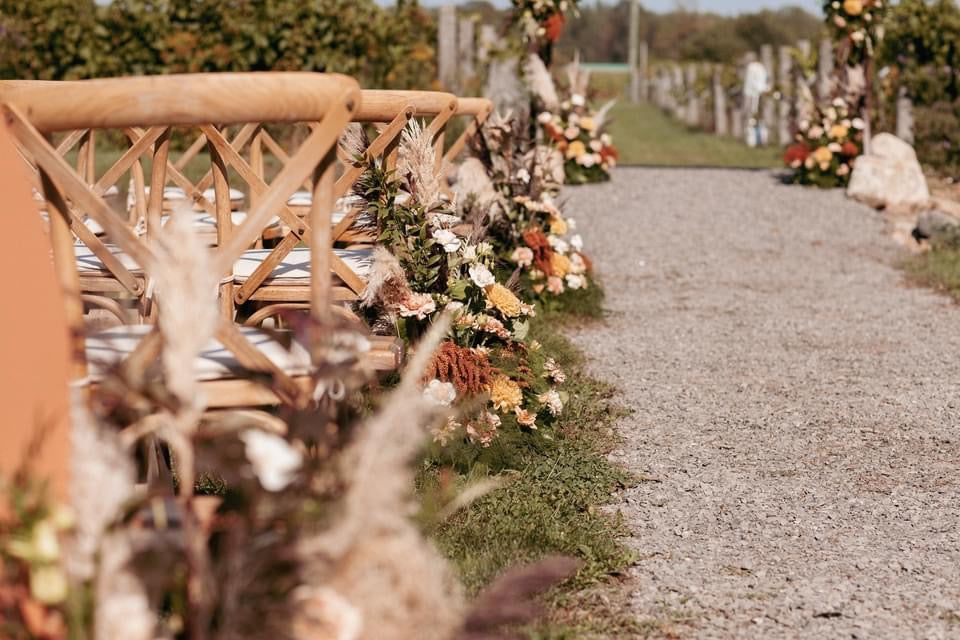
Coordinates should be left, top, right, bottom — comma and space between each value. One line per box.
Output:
444, 97, 494, 165
1, 73, 360, 404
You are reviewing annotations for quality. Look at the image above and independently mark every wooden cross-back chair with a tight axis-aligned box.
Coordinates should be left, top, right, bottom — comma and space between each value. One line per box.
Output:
0, 72, 401, 408
233, 91, 458, 330
444, 97, 494, 166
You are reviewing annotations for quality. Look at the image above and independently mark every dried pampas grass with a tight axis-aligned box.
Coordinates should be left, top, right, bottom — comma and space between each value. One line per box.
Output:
523, 54, 559, 113
299, 316, 465, 640
565, 52, 591, 98
339, 123, 370, 163
398, 119, 443, 212
359, 246, 412, 310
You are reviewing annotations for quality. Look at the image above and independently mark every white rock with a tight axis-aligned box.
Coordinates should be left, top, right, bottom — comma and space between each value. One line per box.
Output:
847, 133, 930, 211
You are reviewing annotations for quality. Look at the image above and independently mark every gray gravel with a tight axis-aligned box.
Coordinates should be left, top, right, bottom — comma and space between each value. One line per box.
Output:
565, 168, 960, 639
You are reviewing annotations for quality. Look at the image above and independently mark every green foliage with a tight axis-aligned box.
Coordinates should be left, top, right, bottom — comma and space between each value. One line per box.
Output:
0, 0, 436, 90
0, 0, 101, 79
903, 239, 960, 301
880, 0, 960, 175
421, 314, 635, 607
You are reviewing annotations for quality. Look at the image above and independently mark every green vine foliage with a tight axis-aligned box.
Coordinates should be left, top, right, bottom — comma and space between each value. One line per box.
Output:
0, 0, 437, 90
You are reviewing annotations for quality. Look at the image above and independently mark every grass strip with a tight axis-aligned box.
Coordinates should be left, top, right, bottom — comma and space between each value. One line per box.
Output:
418, 294, 640, 638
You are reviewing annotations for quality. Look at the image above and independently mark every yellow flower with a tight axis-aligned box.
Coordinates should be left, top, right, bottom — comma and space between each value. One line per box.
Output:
843, 0, 863, 16
829, 124, 850, 140
813, 146, 833, 165
485, 283, 523, 318
549, 215, 568, 235
565, 140, 586, 160
488, 376, 522, 412
550, 253, 572, 278
579, 116, 596, 132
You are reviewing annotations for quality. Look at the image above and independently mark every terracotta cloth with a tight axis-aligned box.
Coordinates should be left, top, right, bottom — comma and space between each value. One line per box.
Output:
0, 117, 71, 502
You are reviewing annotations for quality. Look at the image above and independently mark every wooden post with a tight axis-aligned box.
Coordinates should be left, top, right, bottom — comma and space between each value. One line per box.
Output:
639, 41, 649, 100
777, 45, 792, 145
795, 39, 813, 127
437, 5, 458, 90
896, 86, 914, 144
818, 37, 834, 101
713, 69, 727, 136
628, 0, 640, 102
761, 44, 775, 143
478, 24, 497, 63
458, 17, 476, 84
686, 64, 701, 127
672, 64, 685, 120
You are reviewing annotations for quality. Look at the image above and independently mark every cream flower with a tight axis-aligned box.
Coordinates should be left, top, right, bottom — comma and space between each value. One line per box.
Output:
423, 379, 456, 406
564, 126, 580, 140
469, 264, 496, 288
570, 234, 584, 252
538, 390, 564, 416
432, 228, 461, 253
571, 93, 586, 107
537, 111, 553, 124
240, 429, 302, 492
547, 276, 565, 295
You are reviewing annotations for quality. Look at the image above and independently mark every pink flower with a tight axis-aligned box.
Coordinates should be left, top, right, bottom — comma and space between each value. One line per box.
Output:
398, 292, 436, 319
547, 276, 565, 295
511, 246, 534, 268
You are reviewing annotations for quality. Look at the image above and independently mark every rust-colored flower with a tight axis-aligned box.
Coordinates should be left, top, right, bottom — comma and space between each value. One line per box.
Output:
425, 341, 494, 395
543, 12, 566, 42
523, 228, 555, 275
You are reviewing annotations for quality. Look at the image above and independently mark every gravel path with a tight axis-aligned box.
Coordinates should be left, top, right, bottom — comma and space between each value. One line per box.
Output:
565, 168, 960, 639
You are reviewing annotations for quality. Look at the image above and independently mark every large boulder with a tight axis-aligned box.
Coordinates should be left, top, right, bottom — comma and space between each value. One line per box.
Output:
847, 133, 930, 211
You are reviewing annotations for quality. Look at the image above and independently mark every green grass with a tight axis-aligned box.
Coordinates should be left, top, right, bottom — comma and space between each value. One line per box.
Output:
418, 298, 641, 637
902, 232, 960, 301
608, 101, 782, 168
588, 72, 781, 169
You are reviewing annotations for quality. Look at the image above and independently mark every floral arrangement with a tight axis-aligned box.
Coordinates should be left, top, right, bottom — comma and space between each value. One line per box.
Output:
465, 111, 596, 304
511, 0, 580, 48
784, 97, 864, 188
533, 56, 618, 185
353, 122, 567, 446
823, 0, 887, 65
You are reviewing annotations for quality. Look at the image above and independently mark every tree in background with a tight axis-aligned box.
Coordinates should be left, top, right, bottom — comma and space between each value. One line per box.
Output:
0, 0, 101, 79
880, 0, 960, 175
0, 0, 436, 90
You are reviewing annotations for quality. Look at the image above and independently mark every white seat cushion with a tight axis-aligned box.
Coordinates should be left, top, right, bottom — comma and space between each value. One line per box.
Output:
233, 247, 373, 283
192, 211, 280, 230
202, 187, 245, 203
86, 324, 312, 382
75, 244, 142, 273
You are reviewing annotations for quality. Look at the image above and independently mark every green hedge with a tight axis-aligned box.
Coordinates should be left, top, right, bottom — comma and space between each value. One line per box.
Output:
0, 0, 437, 89
880, 0, 960, 176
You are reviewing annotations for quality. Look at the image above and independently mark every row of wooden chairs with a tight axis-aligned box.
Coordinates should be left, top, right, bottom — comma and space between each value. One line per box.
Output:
0, 73, 492, 410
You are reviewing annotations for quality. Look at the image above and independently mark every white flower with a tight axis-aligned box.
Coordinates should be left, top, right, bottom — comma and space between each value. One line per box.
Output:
537, 111, 553, 124
469, 263, 496, 288
240, 429, 302, 491
423, 379, 456, 406
832, 97, 846, 108
852, 117, 866, 130
568, 113, 581, 126
517, 168, 531, 184
851, 30, 865, 43
511, 246, 534, 267
828, 142, 842, 153
826, 107, 838, 121
538, 390, 564, 416
589, 139, 604, 152
432, 228, 461, 253
571, 93, 586, 107
548, 235, 569, 254
445, 301, 464, 314
578, 153, 597, 168
570, 234, 584, 251
808, 125, 824, 139
600, 133, 612, 146
564, 126, 580, 140
566, 217, 577, 230
570, 252, 587, 274
565, 274, 586, 290
461, 243, 478, 262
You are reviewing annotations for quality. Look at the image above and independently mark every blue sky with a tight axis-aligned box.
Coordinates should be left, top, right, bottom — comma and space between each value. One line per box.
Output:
414, 1, 822, 15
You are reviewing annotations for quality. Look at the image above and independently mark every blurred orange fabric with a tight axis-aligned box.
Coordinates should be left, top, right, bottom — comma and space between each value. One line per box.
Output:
0, 117, 71, 503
